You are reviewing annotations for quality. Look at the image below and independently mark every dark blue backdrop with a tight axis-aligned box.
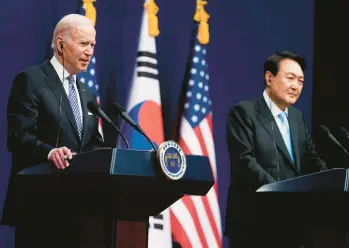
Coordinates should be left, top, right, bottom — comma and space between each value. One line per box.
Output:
0, 0, 314, 247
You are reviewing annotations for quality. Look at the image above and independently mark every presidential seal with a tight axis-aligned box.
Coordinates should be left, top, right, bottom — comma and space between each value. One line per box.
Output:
157, 140, 187, 180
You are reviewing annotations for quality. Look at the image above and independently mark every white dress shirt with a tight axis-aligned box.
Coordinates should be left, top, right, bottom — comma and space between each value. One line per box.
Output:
50, 56, 83, 122
48, 56, 84, 159
263, 90, 290, 133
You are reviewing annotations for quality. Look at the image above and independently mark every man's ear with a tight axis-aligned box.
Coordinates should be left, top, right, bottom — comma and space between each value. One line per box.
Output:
265, 71, 273, 87
56, 36, 64, 54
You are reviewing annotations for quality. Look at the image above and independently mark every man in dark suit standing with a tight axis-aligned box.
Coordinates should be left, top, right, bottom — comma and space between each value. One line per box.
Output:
3, 14, 104, 247
224, 51, 327, 248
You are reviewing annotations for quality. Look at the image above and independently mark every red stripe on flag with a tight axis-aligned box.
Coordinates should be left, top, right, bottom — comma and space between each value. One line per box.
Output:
193, 126, 209, 157
202, 195, 222, 248
178, 137, 190, 156
175, 119, 222, 247
181, 196, 209, 247
178, 140, 210, 248
206, 113, 213, 134
195, 123, 222, 247
195, 124, 218, 194
170, 211, 192, 248
198, 119, 218, 195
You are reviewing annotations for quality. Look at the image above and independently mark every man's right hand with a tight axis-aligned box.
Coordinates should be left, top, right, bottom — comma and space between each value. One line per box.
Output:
48, 146, 77, 169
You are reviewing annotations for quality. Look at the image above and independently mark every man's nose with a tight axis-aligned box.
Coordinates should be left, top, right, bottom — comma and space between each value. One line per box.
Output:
85, 45, 94, 55
291, 81, 300, 90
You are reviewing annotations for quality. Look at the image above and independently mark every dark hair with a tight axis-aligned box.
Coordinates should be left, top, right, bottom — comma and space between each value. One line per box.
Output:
264, 51, 306, 84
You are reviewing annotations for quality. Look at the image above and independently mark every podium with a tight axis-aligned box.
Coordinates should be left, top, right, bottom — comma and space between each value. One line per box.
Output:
13, 148, 214, 247
257, 168, 349, 192
254, 169, 349, 245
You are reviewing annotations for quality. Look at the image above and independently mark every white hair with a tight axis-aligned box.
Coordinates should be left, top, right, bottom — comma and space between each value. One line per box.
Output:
51, 14, 94, 50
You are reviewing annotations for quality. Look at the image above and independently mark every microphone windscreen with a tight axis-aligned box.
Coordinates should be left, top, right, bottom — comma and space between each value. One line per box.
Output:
112, 102, 125, 113
87, 100, 100, 114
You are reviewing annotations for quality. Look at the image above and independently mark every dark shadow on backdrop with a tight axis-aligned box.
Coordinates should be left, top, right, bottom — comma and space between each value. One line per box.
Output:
312, 0, 349, 169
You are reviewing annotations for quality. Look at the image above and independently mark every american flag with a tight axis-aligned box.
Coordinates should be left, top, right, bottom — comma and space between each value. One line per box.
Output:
77, 56, 99, 104
170, 26, 222, 248
77, 1, 103, 136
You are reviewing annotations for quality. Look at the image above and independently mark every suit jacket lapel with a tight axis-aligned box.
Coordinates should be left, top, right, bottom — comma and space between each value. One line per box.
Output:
287, 109, 300, 171
77, 80, 88, 145
255, 97, 295, 167
41, 60, 80, 141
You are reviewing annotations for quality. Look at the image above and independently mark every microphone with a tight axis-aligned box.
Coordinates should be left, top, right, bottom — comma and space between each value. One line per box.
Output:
266, 90, 281, 181
55, 43, 65, 148
320, 125, 349, 156
112, 102, 156, 151
87, 100, 130, 148
340, 126, 349, 140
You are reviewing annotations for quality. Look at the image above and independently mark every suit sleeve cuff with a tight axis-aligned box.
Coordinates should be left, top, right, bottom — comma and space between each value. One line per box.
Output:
47, 148, 57, 159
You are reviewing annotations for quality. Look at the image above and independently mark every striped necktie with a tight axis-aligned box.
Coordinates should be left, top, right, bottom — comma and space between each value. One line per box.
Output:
67, 76, 82, 138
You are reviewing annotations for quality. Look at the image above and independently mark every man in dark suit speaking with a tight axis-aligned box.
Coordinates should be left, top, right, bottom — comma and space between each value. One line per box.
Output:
2, 13, 104, 247
224, 51, 327, 248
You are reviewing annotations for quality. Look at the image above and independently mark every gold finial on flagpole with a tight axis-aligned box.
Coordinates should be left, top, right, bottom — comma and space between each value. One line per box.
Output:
194, 0, 209, 44
144, 0, 160, 37
82, 0, 97, 27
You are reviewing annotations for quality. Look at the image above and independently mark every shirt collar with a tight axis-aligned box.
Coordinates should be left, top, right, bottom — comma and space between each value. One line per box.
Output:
263, 90, 288, 118
50, 55, 76, 83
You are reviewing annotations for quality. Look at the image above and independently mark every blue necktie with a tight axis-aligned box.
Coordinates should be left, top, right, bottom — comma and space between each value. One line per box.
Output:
67, 76, 82, 138
278, 112, 294, 162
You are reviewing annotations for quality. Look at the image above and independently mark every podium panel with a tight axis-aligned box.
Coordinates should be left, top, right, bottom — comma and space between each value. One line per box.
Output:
252, 168, 349, 244
13, 148, 214, 248
257, 168, 349, 192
